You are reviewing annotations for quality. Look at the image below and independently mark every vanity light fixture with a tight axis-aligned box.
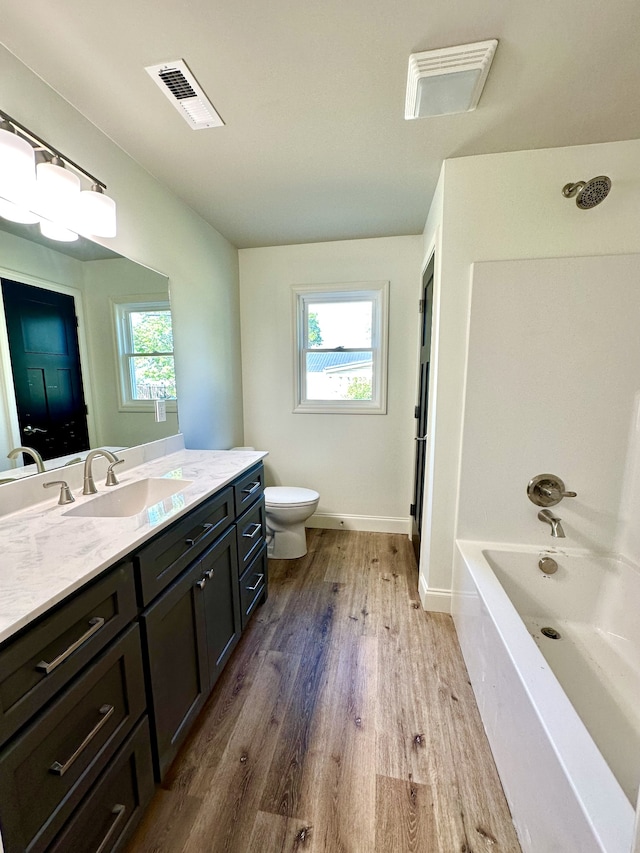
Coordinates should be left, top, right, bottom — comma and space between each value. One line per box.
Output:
0, 109, 117, 240
405, 39, 498, 119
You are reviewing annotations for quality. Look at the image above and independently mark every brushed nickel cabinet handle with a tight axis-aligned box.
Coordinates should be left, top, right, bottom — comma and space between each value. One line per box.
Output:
95, 803, 126, 853
196, 578, 207, 589
36, 616, 105, 674
204, 568, 214, 580
241, 481, 260, 496
246, 574, 264, 592
242, 522, 262, 539
185, 522, 213, 547
49, 704, 114, 776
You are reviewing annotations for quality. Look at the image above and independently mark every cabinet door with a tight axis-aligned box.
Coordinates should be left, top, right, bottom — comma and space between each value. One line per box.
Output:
200, 526, 241, 691
140, 561, 208, 780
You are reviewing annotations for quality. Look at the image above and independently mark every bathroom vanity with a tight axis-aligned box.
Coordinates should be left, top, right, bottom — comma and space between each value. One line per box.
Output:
0, 448, 267, 853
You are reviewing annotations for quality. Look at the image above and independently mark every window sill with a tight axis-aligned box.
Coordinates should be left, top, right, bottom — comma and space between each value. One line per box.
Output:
293, 401, 386, 415
118, 401, 178, 414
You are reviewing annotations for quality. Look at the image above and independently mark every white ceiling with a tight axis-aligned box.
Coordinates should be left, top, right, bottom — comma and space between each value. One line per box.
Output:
1, 0, 639, 248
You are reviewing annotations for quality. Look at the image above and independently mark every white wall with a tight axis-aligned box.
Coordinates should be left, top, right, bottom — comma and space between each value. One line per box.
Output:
239, 236, 423, 530
0, 45, 243, 450
458, 255, 640, 551
420, 138, 640, 607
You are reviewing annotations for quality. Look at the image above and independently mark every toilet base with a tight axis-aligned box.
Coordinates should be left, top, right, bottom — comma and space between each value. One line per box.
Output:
267, 522, 309, 559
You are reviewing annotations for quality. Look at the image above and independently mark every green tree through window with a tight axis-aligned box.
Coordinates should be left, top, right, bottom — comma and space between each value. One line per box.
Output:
308, 311, 323, 346
130, 310, 176, 392
345, 376, 372, 400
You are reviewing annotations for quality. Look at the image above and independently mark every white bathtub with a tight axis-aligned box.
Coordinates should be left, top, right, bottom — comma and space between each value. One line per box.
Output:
453, 541, 638, 853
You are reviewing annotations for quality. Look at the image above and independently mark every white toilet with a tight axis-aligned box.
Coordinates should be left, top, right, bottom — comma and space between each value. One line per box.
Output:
264, 486, 320, 559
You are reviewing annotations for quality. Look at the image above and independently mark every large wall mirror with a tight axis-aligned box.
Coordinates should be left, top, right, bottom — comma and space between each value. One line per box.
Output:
0, 219, 179, 478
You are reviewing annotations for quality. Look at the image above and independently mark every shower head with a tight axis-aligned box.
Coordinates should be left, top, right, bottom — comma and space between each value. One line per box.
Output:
562, 176, 611, 209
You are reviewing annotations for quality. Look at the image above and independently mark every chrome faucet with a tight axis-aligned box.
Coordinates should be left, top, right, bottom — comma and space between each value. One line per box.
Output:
83, 449, 121, 495
7, 446, 45, 473
538, 509, 565, 538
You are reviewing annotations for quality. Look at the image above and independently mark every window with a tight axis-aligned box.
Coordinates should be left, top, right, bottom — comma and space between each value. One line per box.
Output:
113, 300, 177, 411
293, 281, 389, 413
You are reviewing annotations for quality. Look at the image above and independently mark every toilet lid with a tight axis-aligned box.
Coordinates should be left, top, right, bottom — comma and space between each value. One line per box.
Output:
264, 486, 320, 507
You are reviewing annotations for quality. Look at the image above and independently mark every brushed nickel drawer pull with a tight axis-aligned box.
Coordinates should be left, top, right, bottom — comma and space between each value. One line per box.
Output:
242, 522, 262, 539
185, 522, 213, 547
246, 574, 264, 592
95, 803, 126, 853
241, 481, 260, 496
36, 616, 106, 674
196, 578, 207, 589
50, 704, 115, 776
204, 568, 214, 580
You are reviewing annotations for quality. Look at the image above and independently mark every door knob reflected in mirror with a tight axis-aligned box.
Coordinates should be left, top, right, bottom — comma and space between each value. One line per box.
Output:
23, 424, 47, 435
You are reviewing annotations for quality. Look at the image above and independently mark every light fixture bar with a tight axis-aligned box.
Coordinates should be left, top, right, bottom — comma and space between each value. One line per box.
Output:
0, 108, 117, 239
0, 108, 106, 190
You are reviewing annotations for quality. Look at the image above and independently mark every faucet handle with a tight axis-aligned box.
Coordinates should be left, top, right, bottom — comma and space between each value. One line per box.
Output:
105, 458, 124, 487
43, 480, 75, 505
540, 485, 577, 500
527, 474, 577, 507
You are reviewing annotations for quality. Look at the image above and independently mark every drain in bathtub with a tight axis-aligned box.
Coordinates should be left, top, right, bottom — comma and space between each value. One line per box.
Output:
541, 627, 562, 640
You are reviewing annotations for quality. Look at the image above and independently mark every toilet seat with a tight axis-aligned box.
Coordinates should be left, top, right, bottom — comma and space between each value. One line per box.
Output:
264, 486, 320, 508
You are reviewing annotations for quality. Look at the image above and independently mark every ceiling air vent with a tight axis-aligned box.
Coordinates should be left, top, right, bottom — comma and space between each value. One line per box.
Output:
145, 59, 224, 129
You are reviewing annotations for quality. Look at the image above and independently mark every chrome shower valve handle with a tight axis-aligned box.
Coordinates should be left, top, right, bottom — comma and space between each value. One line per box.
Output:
527, 474, 577, 507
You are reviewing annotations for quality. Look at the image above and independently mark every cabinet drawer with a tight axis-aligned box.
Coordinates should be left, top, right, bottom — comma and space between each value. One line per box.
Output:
0, 562, 137, 747
0, 624, 146, 853
233, 463, 264, 517
48, 716, 154, 853
236, 497, 265, 575
135, 486, 234, 605
239, 544, 268, 630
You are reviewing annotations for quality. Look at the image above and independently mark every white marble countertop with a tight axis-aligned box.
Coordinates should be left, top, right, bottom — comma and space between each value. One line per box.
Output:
0, 448, 267, 645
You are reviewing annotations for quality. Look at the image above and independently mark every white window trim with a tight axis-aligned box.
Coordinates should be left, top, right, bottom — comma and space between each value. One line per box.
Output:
292, 281, 389, 414
112, 296, 177, 414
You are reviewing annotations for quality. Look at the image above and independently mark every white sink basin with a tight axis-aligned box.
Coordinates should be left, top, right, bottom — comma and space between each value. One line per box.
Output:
64, 478, 193, 518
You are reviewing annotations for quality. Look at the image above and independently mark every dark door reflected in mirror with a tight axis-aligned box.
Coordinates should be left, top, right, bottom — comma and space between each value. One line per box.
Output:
2, 279, 90, 462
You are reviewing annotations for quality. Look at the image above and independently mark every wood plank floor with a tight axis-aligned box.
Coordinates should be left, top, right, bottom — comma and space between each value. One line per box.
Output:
127, 529, 521, 853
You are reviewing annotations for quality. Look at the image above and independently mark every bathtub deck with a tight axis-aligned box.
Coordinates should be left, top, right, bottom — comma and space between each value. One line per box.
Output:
127, 529, 520, 852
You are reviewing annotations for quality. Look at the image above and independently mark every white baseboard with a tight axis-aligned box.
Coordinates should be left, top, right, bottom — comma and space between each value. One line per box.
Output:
418, 573, 452, 613
307, 513, 411, 535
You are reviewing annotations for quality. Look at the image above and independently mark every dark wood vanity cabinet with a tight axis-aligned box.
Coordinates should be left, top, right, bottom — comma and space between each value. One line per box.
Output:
134, 464, 267, 780
0, 460, 266, 851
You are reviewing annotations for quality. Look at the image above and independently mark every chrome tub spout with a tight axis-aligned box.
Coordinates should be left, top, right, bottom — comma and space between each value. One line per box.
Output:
538, 509, 565, 538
